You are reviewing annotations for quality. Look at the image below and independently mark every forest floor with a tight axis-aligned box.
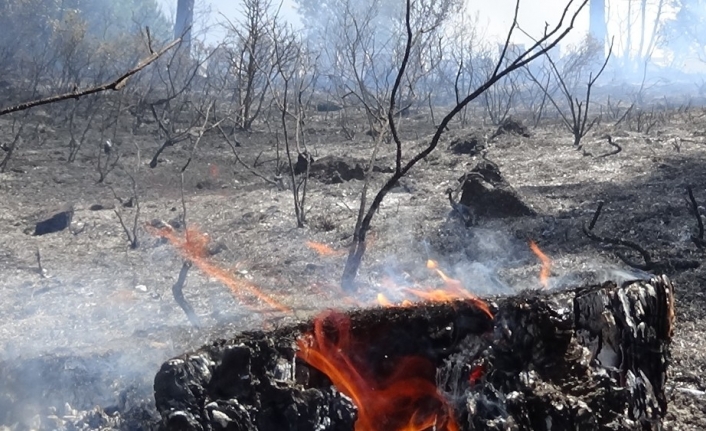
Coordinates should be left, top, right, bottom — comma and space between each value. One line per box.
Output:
0, 104, 704, 429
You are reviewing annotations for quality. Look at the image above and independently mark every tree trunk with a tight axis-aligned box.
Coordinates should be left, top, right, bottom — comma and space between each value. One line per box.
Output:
174, 0, 194, 54
589, 0, 607, 60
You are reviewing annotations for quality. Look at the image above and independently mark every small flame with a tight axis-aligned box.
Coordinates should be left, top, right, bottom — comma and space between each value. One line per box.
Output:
377, 293, 394, 307
208, 163, 219, 179
149, 226, 290, 312
374, 261, 493, 318
306, 241, 343, 256
426, 260, 464, 291
528, 240, 552, 289
297, 311, 459, 431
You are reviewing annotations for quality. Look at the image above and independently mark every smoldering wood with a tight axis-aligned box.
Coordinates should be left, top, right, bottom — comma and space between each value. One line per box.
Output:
154, 275, 675, 431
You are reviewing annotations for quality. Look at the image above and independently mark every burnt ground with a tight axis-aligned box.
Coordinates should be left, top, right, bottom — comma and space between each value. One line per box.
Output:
0, 104, 705, 429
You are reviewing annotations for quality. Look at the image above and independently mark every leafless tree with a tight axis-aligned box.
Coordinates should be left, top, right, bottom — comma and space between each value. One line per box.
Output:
66, 95, 101, 162
445, 10, 485, 127
145, 41, 219, 168
524, 36, 612, 148
341, 0, 589, 291
267, 25, 319, 227
0, 115, 29, 173
220, 0, 281, 130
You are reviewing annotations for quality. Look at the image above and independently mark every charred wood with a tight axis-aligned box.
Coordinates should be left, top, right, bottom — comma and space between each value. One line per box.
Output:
154, 276, 675, 431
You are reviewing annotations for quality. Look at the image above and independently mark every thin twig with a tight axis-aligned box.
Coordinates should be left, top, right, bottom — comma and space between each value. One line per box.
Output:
388, 0, 413, 175
583, 202, 653, 270
588, 200, 604, 231
181, 102, 219, 173
216, 124, 278, 186
35, 247, 47, 278
181, 172, 188, 233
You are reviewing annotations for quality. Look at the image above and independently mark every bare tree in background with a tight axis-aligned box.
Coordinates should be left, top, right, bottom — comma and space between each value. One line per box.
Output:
525, 36, 612, 148
614, 0, 667, 71
340, 0, 589, 291
221, 0, 280, 130
268, 25, 319, 227
145, 40, 218, 167
446, 10, 485, 127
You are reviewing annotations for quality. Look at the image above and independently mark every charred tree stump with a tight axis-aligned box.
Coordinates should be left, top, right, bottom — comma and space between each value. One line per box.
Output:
154, 276, 674, 431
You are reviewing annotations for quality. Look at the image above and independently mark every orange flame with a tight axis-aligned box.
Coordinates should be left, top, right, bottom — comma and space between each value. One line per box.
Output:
149, 226, 290, 312
297, 311, 459, 431
377, 293, 394, 307
528, 240, 552, 289
374, 261, 493, 319
426, 260, 464, 291
306, 241, 344, 256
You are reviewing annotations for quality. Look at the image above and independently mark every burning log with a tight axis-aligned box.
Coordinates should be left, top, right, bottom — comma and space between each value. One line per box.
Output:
154, 276, 674, 431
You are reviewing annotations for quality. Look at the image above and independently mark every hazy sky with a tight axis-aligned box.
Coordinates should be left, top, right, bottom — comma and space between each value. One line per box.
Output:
158, 0, 592, 47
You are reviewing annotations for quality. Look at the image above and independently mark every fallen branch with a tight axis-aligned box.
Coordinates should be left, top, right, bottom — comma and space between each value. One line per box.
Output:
0, 38, 181, 116
583, 201, 699, 272
596, 135, 622, 158
216, 124, 278, 187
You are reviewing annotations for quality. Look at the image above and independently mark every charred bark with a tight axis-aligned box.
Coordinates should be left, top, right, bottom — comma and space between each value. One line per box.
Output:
154, 276, 675, 431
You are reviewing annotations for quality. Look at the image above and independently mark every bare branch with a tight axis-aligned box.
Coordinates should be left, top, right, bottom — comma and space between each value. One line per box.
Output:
341, 0, 590, 290
0, 38, 181, 116
686, 186, 706, 248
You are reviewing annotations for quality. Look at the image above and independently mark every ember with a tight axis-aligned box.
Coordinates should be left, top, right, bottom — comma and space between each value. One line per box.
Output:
306, 240, 343, 256
297, 311, 460, 431
149, 226, 290, 312
155, 276, 675, 431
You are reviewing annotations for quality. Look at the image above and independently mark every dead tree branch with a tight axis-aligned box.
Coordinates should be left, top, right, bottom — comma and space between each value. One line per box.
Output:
686, 186, 706, 248
109, 172, 141, 249
583, 201, 699, 272
595, 135, 622, 158
526, 37, 613, 149
181, 102, 224, 173
341, 0, 590, 291
216, 124, 278, 186
0, 38, 181, 117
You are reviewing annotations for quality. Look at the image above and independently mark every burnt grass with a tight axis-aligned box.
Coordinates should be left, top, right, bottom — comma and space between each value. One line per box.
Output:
0, 103, 705, 429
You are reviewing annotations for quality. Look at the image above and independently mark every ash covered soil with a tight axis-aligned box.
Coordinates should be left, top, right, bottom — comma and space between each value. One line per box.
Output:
0, 106, 705, 429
